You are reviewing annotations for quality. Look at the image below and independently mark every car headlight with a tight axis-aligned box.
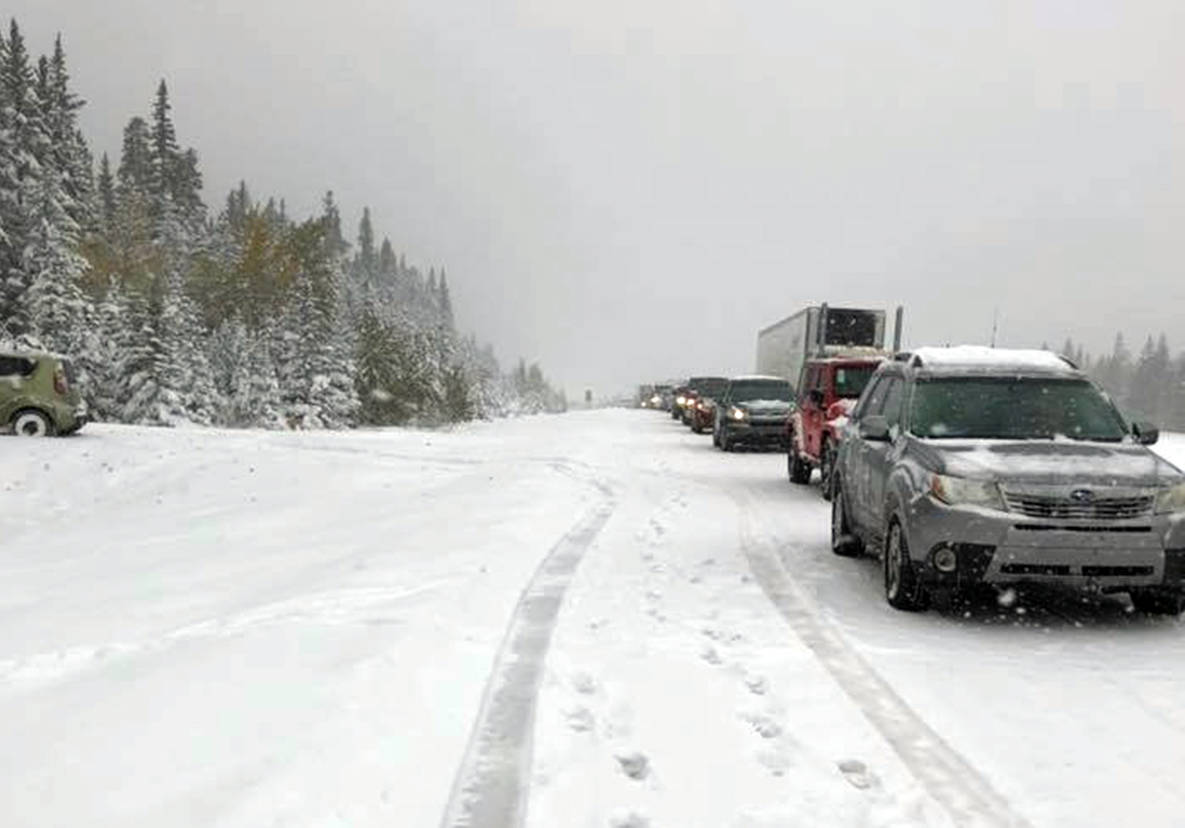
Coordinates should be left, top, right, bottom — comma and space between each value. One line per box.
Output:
929, 473, 1004, 510
676, 396, 686, 405
730, 406, 747, 421
1155, 483, 1185, 514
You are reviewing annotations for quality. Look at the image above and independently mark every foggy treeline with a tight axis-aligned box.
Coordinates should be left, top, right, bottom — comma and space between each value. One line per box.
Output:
0, 21, 565, 429
1056, 335, 1185, 430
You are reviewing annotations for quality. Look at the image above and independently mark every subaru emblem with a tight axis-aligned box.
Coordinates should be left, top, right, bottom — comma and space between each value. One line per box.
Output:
1070, 489, 1095, 504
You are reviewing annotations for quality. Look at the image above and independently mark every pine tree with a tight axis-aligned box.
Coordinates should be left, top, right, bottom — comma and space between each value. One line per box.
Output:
96, 152, 115, 231
117, 116, 152, 196
0, 20, 44, 337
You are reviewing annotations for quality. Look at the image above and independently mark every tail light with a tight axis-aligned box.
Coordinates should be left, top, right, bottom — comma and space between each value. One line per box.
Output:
54, 368, 68, 395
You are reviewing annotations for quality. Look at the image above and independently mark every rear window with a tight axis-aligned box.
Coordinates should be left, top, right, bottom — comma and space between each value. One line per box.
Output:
0, 356, 36, 378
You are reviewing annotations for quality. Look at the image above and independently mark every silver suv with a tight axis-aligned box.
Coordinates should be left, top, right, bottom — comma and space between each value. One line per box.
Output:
830, 347, 1185, 614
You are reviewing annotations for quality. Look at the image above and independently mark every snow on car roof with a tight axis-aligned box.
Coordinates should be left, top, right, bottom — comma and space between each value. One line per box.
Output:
730, 374, 791, 382
910, 346, 1075, 373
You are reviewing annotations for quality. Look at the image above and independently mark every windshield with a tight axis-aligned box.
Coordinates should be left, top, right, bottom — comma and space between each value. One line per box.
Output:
690, 378, 728, 398
833, 366, 876, 399
730, 380, 793, 403
910, 377, 1128, 441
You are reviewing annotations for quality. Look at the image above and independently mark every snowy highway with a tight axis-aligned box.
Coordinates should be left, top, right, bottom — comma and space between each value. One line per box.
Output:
3, 411, 1185, 827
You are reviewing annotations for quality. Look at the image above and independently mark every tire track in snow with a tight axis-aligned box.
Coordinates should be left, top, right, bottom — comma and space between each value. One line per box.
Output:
737, 489, 1031, 828
440, 481, 615, 828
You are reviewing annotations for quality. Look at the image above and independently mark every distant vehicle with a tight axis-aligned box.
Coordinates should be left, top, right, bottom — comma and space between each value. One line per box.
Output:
758, 304, 903, 493
713, 375, 794, 452
671, 384, 692, 420
639, 384, 671, 409
684, 376, 728, 430
1, 351, 88, 437
830, 346, 1185, 615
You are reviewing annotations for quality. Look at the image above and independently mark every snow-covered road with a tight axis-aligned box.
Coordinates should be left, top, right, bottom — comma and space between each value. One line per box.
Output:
2, 411, 1184, 827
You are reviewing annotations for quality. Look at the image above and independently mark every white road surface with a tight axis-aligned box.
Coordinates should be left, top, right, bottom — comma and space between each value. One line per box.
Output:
2, 411, 1184, 827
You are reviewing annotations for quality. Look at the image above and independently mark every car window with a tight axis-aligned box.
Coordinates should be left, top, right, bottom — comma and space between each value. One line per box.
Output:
853, 376, 889, 419
0, 356, 35, 377
880, 378, 905, 430
833, 365, 876, 399
729, 380, 793, 402
910, 377, 1128, 441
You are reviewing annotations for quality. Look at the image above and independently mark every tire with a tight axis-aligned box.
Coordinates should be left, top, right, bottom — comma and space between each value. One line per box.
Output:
12, 409, 54, 437
884, 518, 928, 611
720, 430, 734, 452
1130, 589, 1185, 616
830, 480, 863, 557
788, 443, 811, 484
692, 421, 703, 434
819, 439, 835, 501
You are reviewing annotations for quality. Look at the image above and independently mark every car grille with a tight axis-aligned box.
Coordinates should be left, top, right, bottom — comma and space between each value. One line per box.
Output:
1003, 492, 1153, 520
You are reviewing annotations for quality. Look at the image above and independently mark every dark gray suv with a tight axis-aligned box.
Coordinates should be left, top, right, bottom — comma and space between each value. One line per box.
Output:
830, 347, 1185, 614
713, 375, 794, 452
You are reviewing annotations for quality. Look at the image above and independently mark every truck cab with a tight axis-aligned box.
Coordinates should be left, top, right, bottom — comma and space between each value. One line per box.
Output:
787, 357, 883, 493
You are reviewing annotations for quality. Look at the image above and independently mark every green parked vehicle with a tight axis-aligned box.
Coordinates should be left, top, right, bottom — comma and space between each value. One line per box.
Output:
0, 351, 89, 436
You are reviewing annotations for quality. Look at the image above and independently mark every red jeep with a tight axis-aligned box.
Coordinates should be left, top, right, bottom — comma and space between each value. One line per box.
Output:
787, 358, 883, 496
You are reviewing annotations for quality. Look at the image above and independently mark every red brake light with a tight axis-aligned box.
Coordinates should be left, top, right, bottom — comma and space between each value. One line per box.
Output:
54, 369, 68, 395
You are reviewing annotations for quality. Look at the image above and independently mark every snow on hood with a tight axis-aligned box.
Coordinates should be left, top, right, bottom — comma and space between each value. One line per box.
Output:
923, 439, 1185, 486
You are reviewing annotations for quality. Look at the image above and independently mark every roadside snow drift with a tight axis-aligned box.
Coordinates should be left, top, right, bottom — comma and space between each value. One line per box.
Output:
2, 416, 1184, 827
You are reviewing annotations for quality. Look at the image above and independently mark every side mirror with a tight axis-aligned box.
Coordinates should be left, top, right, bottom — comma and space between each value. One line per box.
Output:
808, 389, 825, 407
1133, 421, 1159, 446
859, 415, 891, 442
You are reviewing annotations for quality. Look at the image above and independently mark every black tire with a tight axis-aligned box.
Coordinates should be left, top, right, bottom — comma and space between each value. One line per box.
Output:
884, 518, 928, 611
1130, 589, 1185, 616
12, 409, 55, 437
819, 439, 835, 501
830, 480, 863, 557
720, 430, 734, 452
788, 443, 811, 484
692, 422, 703, 434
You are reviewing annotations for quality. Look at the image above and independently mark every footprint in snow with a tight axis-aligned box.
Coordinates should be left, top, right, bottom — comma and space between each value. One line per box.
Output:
744, 674, 768, 695
837, 759, 879, 790
743, 712, 783, 739
608, 809, 650, 828
571, 671, 600, 695
701, 646, 722, 666
757, 744, 793, 777
615, 750, 651, 781
565, 706, 596, 733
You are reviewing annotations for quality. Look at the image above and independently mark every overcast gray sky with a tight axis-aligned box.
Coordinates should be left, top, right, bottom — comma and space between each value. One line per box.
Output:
13, 1, 1185, 395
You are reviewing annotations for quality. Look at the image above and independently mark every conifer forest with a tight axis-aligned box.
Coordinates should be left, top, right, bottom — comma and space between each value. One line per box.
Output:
0, 20, 566, 430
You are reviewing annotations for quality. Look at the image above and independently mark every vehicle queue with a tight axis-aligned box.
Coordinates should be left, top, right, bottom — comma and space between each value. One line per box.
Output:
640, 304, 1185, 618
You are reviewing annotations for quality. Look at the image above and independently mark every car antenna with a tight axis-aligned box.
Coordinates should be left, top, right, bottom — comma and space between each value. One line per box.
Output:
990, 307, 999, 348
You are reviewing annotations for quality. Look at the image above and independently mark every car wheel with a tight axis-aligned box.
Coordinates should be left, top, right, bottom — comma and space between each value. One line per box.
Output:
1129, 589, 1185, 616
12, 409, 54, 437
788, 442, 811, 484
884, 518, 928, 611
692, 421, 703, 434
830, 479, 863, 557
819, 439, 835, 501
721, 431, 734, 452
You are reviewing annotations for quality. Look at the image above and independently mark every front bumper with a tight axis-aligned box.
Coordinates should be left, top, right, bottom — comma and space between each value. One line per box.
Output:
906, 495, 1185, 592
723, 419, 788, 445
